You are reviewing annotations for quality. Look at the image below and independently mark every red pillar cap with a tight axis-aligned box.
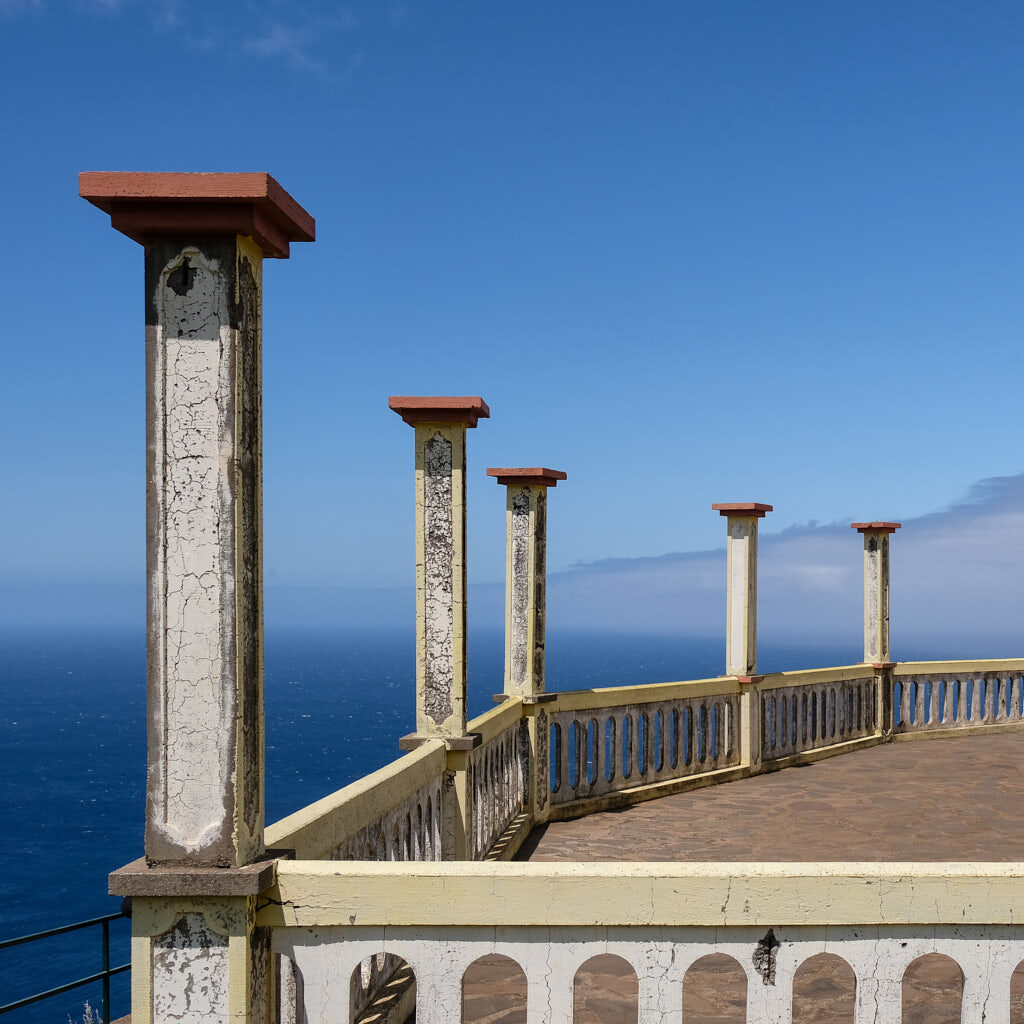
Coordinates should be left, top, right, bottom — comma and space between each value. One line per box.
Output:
79, 171, 315, 258
851, 522, 901, 533
712, 502, 773, 517
486, 468, 567, 487
388, 396, 490, 428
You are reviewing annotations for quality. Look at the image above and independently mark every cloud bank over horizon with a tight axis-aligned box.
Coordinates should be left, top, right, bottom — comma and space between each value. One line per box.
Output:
3, 473, 1021, 656
545, 473, 1023, 651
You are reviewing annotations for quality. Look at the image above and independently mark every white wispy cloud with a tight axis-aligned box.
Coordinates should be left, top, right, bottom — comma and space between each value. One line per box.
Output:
0, 0, 43, 17
547, 473, 1024, 649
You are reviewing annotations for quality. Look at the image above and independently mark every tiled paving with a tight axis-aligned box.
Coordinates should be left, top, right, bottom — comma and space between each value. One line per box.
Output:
462, 733, 1024, 1024
518, 732, 1024, 862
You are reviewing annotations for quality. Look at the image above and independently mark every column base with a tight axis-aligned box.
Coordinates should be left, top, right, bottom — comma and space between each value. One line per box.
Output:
109, 854, 290, 897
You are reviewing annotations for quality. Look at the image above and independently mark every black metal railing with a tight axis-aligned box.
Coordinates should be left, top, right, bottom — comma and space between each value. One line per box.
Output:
0, 911, 129, 1021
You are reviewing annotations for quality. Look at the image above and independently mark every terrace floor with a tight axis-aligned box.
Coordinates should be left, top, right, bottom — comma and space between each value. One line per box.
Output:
459, 732, 1024, 1024
518, 731, 1024, 863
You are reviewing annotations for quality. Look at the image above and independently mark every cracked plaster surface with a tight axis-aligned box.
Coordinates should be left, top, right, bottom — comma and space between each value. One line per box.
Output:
509, 489, 531, 689
422, 433, 454, 726
152, 247, 234, 854
152, 913, 228, 1024
145, 240, 263, 865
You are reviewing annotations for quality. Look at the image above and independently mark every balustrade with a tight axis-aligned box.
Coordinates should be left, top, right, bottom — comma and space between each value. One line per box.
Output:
893, 663, 1024, 735
760, 673, 877, 760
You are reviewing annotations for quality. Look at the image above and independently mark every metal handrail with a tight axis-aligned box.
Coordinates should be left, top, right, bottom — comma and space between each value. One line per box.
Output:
0, 911, 129, 1021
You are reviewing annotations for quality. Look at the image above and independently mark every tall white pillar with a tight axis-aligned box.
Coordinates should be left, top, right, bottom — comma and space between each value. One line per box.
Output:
81, 171, 314, 869
712, 502, 773, 677
390, 396, 490, 747
487, 467, 566, 699
851, 522, 901, 665
83, 171, 314, 1024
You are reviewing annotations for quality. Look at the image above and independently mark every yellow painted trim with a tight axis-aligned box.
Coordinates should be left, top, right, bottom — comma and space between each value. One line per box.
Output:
546, 763, 751, 819
266, 741, 445, 857
893, 659, 1024, 676
260, 860, 1024, 928
757, 664, 877, 691
466, 696, 524, 744
893, 721, 1024, 741
552, 676, 739, 713
761, 733, 882, 770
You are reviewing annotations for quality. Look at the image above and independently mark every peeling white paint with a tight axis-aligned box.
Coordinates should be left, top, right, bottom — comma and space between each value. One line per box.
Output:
149, 247, 235, 855
152, 913, 229, 1024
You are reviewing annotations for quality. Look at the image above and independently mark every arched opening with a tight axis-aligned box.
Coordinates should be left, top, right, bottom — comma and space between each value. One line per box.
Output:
1010, 959, 1024, 1023
682, 953, 746, 1023
350, 955, 415, 1024
462, 953, 527, 1024
792, 953, 855, 1024
573, 954, 638, 1024
275, 952, 302, 1024
902, 953, 963, 1024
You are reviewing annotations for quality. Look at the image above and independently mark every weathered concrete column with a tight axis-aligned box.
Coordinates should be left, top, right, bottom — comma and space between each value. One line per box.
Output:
81, 172, 314, 869
390, 396, 490, 747
851, 521, 901, 665
486, 467, 567, 699
712, 502, 773, 677
85, 172, 313, 1024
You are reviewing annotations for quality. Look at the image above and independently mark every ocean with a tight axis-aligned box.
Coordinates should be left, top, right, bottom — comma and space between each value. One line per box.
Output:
0, 625, 871, 1023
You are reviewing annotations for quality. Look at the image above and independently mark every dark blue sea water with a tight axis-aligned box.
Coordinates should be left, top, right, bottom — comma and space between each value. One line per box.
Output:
0, 625, 896, 1022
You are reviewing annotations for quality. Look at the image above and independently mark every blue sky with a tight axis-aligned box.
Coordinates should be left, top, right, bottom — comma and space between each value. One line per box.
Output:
1, 1, 1022, 641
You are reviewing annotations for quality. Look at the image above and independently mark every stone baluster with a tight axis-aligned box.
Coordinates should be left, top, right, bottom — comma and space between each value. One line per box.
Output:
712, 502, 772, 768
82, 170, 314, 1024
852, 521, 901, 740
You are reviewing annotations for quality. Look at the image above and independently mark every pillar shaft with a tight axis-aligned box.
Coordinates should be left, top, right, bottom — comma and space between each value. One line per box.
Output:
391, 397, 489, 742
713, 503, 772, 677
81, 172, 315, 870
144, 235, 266, 867
852, 522, 901, 664
488, 468, 567, 698
416, 421, 468, 735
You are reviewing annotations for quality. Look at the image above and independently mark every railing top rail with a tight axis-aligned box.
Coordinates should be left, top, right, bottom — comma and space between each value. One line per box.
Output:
893, 658, 1024, 676
466, 695, 524, 744
266, 738, 446, 856
262, 859, 1024, 929
0, 911, 125, 950
758, 664, 875, 691
550, 675, 739, 713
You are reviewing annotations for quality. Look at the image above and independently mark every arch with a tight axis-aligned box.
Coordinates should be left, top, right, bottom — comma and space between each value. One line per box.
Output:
574, 954, 638, 1024
462, 953, 527, 1024
792, 952, 855, 1024
350, 954, 415, 1023
901, 953, 963, 1024
275, 951, 302, 1024
1010, 958, 1024, 1023
682, 953, 746, 1023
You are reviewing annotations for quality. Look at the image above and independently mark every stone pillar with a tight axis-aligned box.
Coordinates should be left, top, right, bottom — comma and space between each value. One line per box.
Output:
82, 172, 314, 869
712, 502, 773, 677
853, 521, 901, 741
486, 467, 566, 699
84, 173, 313, 1024
390, 397, 489, 747
851, 522, 901, 665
